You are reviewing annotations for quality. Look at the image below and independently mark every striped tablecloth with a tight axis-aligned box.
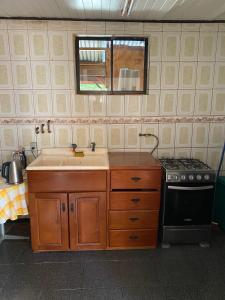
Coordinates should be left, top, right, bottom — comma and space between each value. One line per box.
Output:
0, 178, 28, 224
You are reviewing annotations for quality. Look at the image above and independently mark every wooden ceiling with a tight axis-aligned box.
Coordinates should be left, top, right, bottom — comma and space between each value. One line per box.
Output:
0, 0, 225, 21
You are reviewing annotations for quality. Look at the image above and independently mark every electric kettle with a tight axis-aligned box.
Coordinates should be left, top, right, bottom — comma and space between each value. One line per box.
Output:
1, 152, 23, 184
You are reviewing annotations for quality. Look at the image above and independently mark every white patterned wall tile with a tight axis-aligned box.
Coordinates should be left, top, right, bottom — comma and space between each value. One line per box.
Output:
149, 32, 162, 61
200, 23, 218, 32
47, 21, 70, 31
33, 90, 52, 116
27, 20, 48, 30
180, 32, 199, 61
28, 30, 49, 60
71, 93, 89, 117
219, 23, 225, 31
89, 95, 107, 116
54, 125, 72, 147
207, 147, 222, 169
124, 22, 143, 35
163, 23, 182, 32
69, 61, 75, 89
37, 131, 54, 149
1, 150, 14, 162
157, 148, 175, 158
67, 31, 75, 61
198, 32, 217, 61
162, 32, 181, 61
50, 61, 70, 89
160, 90, 177, 116
86, 22, 106, 34
192, 123, 209, 147
31, 61, 51, 89
159, 123, 175, 148
12, 61, 32, 89
179, 62, 197, 89
194, 90, 212, 115
105, 22, 125, 34
18, 125, 36, 150
90, 124, 107, 148
0, 90, 15, 117
177, 90, 195, 116
208, 123, 225, 147
161, 62, 179, 89
182, 23, 200, 32
0, 20, 7, 29
72, 125, 90, 148
196, 62, 214, 89
52, 90, 71, 117
175, 148, 191, 158
125, 95, 142, 116
212, 90, 225, 115
108, 124, 125, 149
191, 148, 207, 163
216, 32, 225, 61
149, 62, 161, 89
0, 30, 10, 60
0, 125, 18, 150
125, 124, 141, 149
142, 91, 160, 116
8, 30, 29, 60
15, 90, 34, 117
66, 21, 87, 32
7, 20, 27, 30
144, 23, 162, 32
175, 123, 193, 148
0, 61, 13, 89
140, 124, 159, 149
48, 31, 68, 60
214, 62, 225, 89
107, 95, 124, 116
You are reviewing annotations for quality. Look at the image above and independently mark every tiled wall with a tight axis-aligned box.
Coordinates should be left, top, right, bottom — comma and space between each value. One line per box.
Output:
0, 19, 225, 171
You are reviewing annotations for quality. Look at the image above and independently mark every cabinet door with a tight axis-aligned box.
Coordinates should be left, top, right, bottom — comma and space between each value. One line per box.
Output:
29, 193, 69, 251
69, 192, 106, 250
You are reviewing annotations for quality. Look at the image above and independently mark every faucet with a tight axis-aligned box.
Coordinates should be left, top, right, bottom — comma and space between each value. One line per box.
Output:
71, 143, 77, 152
90, 142, 96, 152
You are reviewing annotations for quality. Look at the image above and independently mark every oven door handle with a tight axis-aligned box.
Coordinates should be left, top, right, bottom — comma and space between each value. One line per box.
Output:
168, 185, 214, 191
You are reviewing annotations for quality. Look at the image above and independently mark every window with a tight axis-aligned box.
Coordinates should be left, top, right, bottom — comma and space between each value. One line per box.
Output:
75, 36, 148, 95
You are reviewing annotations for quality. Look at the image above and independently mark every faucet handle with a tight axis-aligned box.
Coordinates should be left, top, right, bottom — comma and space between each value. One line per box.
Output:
71, 143, 77, 152
90, 142, 96, 152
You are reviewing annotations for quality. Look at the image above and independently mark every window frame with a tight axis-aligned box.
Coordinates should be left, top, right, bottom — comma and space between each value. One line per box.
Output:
75, 36, 148, 95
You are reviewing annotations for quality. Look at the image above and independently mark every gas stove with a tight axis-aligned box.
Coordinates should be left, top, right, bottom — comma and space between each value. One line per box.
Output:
160, 158, 216, 183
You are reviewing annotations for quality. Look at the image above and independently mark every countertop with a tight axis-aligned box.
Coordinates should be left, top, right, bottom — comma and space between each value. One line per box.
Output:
108, 152, 161, 170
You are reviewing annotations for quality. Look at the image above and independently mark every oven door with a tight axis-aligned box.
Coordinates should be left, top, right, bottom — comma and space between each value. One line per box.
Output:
163, 183, 214, 226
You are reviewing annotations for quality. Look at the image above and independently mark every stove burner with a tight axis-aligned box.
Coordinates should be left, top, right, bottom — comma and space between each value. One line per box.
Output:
160, 158, 211, 171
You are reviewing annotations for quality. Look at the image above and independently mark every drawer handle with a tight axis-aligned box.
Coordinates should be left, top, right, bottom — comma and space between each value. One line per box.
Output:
62, 203, 66, 212
131, 198, 140, 203
129, 217, 140, 222
129, 235, 139, 240
131, 177, 141, 182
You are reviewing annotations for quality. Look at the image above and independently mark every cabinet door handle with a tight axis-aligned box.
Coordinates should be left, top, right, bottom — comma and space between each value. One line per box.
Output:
129, 217, 140, 222
131, 198, 140, 203
62, 203, 66, 212
131, 177, 141, 182
70, 203, 74, 212
129, 235, 138, 240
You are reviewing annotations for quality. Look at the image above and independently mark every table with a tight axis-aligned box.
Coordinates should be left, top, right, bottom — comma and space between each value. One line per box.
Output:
0, 178, 29, 244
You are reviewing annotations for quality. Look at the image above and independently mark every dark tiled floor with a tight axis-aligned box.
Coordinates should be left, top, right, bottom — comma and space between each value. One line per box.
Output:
1, 223, 225, 299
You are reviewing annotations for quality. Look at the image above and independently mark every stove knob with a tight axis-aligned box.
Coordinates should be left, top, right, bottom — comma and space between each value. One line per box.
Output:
189, 174, 194, 181
181, 175, 186, 180
204, 174, 210, 180
196, 175, 202, 181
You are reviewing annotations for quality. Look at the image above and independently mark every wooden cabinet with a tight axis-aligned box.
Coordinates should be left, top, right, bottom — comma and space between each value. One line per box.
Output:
29, 193, 69, 251
108, 152, 162, 249
28, 171, 107, 252
69, 192, 106, 250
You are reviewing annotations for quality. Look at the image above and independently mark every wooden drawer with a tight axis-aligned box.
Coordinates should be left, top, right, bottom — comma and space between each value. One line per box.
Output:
27, 171, 107, 192
109, 210, 159, 229
110, 192, 160, 210
111, 170, 161, 190
109, 229, 157, 248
